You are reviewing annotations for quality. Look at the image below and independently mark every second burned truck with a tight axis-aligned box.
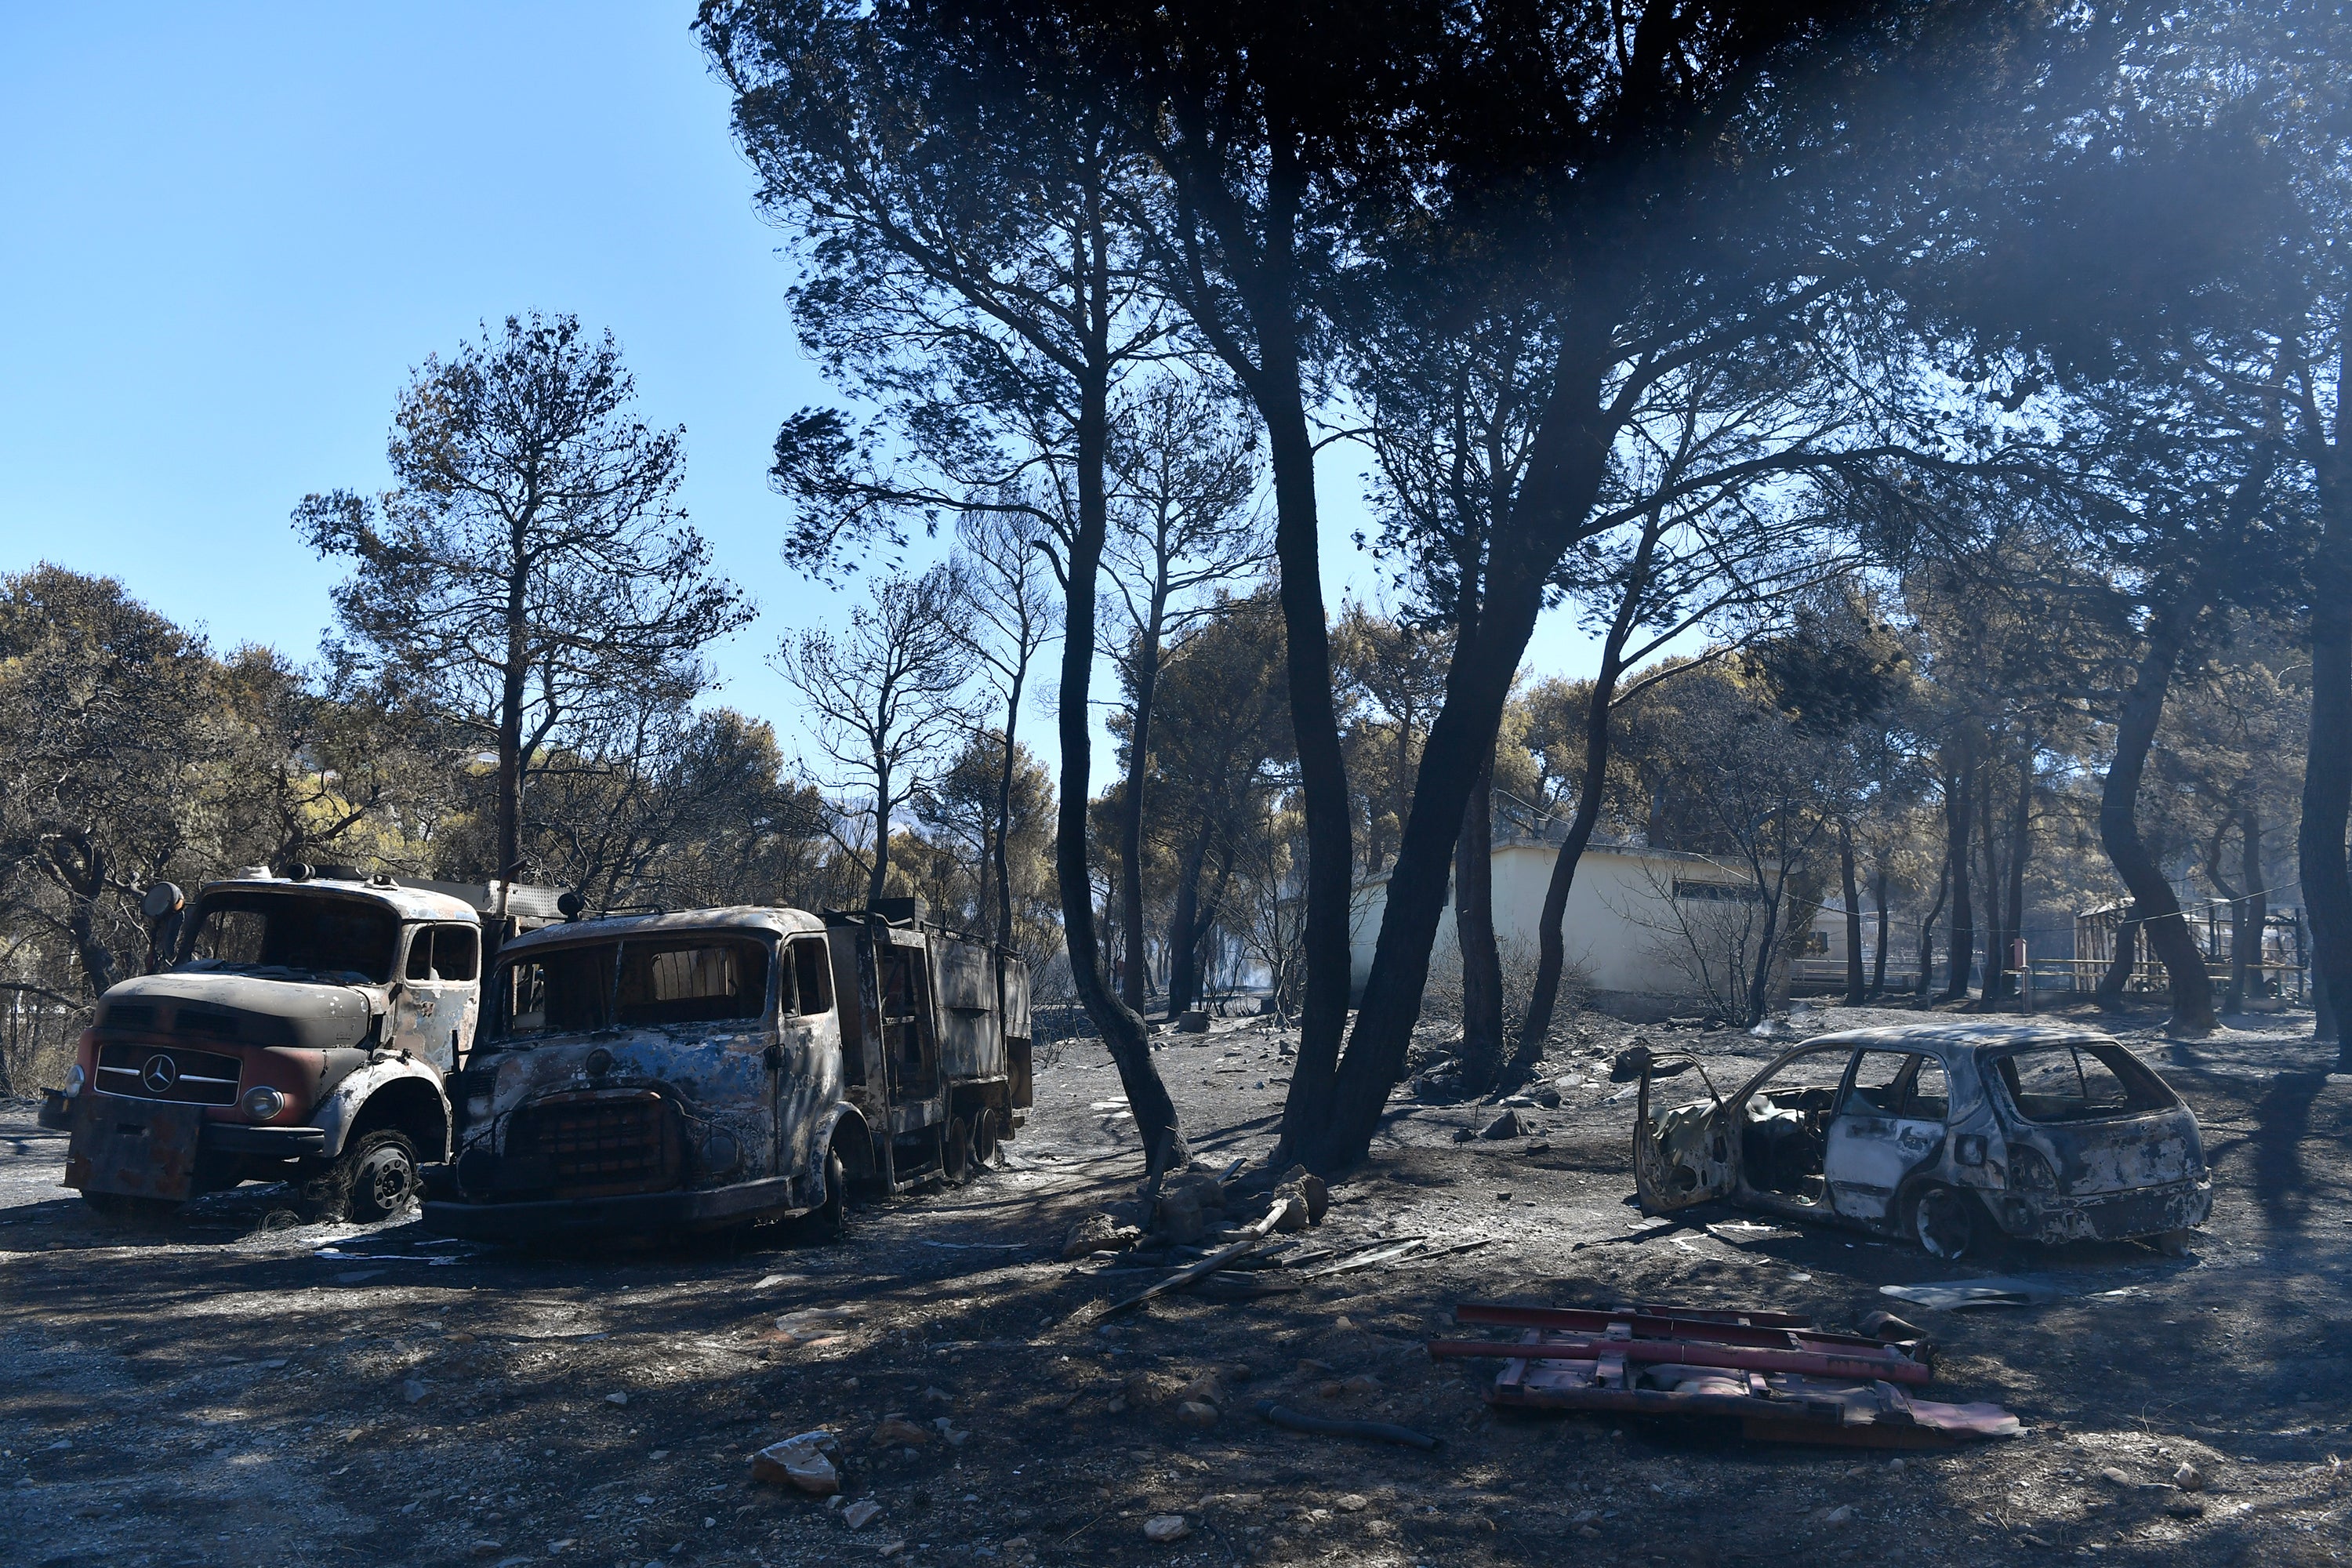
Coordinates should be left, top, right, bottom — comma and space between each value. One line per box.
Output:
420, 898, 1033, 1241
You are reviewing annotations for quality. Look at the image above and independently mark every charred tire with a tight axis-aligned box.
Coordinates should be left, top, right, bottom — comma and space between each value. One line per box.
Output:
972, 1108, 1000, 1167
1907, 1183, 1984, 1261
810, 1143, 848, 1242
82, 1192, 182, 1227
943, 1116, 975, 1184
306, 1131, 421, 1222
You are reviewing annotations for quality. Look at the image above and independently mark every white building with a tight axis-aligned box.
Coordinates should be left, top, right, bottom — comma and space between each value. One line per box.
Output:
1348, 837, 1781, 1021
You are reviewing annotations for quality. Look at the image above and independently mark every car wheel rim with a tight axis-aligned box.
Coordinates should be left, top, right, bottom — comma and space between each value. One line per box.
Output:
1915, 1191, 1970, 1258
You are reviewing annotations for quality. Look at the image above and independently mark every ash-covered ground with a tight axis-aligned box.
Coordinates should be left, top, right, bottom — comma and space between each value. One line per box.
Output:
5, 996, 2350, 1567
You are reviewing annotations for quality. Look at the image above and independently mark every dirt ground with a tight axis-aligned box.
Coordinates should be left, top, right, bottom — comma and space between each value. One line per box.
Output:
6, 996, 2352, 1568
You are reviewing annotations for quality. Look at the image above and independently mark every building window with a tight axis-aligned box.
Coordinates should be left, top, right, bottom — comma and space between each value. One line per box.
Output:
1672, 879, 1761, 904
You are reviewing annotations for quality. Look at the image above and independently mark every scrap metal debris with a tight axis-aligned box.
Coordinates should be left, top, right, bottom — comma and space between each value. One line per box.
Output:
1080, 1194, 1307, 1322
1878, 1276, 2071, 1311
1429, 1301, 2018, 1449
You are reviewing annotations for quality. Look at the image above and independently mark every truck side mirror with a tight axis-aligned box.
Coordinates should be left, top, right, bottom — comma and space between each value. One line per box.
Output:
141, 882, 185, 971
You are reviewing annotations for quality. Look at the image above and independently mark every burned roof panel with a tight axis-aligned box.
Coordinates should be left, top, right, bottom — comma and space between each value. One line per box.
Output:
497, 905, 826, 957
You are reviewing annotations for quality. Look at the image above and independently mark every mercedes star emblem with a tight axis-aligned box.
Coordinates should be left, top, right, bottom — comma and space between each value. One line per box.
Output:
141, 1054, 179, 1093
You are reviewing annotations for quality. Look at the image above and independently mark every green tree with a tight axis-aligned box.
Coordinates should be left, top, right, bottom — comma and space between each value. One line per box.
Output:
296, 314, 750, 909
775, 567, 973, 906
700, 0, 1194, 1171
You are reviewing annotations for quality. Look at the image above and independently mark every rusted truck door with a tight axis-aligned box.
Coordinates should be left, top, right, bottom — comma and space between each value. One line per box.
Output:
1632, 1052, 1737, 1214
773, 935, 839, 1189
397, 922, 482, 1071
1824, 1050, 1947, 1224
875, 935, 940, 1102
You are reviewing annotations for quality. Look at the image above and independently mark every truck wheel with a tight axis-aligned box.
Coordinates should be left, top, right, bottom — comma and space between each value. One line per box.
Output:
83, 1192, 182, 1227
1908, 1183, 1981, 1261
307, 1131, 420, 1222
971, 1109, 1000, 1167
811, 1145, 848, 1242
943, 1116, 975, 1184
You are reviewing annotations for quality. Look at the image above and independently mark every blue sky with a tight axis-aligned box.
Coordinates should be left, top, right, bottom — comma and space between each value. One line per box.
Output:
0, 4, 1607, 793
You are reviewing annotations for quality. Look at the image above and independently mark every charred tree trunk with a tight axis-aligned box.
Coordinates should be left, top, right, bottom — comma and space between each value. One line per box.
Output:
1058, 346, 1185, 1174
2098, 624, 2218, 1034
1744, 869, 1788, 1029
1454, 752, 1504, 1093
2096, 910, 2140, 1005
1915, 852, 1948, 1005
1164, 833, 1212, 1018
2212, 800, 2267, 1016
2005, 751, 2032, 1009
868, 751, 893, 906
1871, 862, 1891, 997
1976, 756, 2010, 1003
495, 540, 531, 892
1308, 314, 1628, 1169
2241, 803, 2267, 1014
1508, 510, 1660, 1081
1174, 94, 1355, 1160
1118, 608, 1164, 1016
2303, 580, 2352, 1052
1839, 819, 1865, 1007
1941, 744, 1976, 1002
993, 670, 1026, 949
1260, 375, 1353, 1163
50, 833, 120, 999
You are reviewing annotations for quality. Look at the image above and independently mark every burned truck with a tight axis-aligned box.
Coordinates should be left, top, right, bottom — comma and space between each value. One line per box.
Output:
39, 868, 564, 1222
419, 898, 1033, 1242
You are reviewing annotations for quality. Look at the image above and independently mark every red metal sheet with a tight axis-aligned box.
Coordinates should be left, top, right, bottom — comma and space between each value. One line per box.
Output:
66, 1093, 204, 1201
1440, 1313, 2016, 1450
1429, 1333, 1934, 1386
1455, 1301, 1902, 1355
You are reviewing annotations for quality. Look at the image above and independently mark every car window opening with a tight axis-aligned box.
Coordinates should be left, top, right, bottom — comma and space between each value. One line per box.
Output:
1740, 1048, 1849, 1204
1994, 1044, 2174, 1123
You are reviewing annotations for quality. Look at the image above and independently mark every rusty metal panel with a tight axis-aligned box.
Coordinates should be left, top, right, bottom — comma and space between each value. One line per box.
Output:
66, 1094, 205, 1201
935, 936, 1004, 1083
1433, 1301, 2019, 1450
999, 955, 1031, 1040
937, 941, 993, 1011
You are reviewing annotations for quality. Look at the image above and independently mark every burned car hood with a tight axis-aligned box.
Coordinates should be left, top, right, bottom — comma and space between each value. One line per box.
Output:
98, 971, 376, 1051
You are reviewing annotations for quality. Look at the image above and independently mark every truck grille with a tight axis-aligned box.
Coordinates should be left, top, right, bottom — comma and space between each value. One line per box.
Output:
93, 1042, 242, 1106
508, 1092, 682, 1196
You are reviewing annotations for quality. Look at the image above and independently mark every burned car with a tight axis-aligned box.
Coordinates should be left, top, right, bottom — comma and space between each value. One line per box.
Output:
1633, 1023, 2212, 1258
420, 899, 1033, 1243
40, 869, 560, 1222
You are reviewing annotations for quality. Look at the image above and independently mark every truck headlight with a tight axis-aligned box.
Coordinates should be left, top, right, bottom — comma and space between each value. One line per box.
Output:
241, 1086, 287, 1121
65, 1063, 85, 1095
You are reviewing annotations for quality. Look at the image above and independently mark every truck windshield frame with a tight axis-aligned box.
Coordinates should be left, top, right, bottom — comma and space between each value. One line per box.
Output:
488, 934, 776, 1043
181, 891, 400, 983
